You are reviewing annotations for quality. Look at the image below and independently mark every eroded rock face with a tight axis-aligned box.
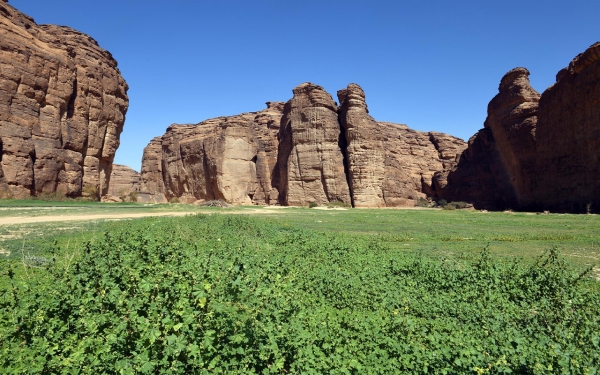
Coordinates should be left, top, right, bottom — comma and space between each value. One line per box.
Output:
107, 164, 140, 197
532, 42, 600, 212
140, 103, 284, 204
142, 82, 466, 207
380, 123, 466, 206
337, 84, 385, 207
276, 83, 351, 205
0, 2, 128, 198
441, 42, 600, 212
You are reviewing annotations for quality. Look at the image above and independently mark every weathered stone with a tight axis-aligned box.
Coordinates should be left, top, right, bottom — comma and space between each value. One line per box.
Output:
142, 83, 466, 207
107, 164, 140, 199
0, 2, 128, 198
531, 42, 600, 212
140, 103, 284, 205
276, 83, 351, 206
337, 84, 385, 207
379, 123, 466, 206
441, 42, 600, 213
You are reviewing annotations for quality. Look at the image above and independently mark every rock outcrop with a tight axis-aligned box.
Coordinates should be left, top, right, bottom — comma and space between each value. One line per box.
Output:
142, 82, 466, 207
276, 83, 351, 206
440, 42, 600, 212
106, 164, 140, 198
381, 123, 466, 206
140, 102, 284, 204
337, 84, 385, 207
0, 2, 128, 198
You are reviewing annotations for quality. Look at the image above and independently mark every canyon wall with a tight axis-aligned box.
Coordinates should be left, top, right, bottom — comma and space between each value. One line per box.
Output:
0, 1, 128, 198
142, 83, 466, 207
440, 42, 600, 212
140, 103, 284, 204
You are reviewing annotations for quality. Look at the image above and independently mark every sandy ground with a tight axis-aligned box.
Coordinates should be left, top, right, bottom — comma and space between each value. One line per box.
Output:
0, 209, 279, 226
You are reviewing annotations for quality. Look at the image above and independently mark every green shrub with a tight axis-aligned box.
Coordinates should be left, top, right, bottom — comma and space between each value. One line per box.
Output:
442, 203, 456, 210
436, 199, 447, 207
308, 202, 318, 208
117, 188, 128, 202
169, 196, 180, 204
35, 191, 68, 202
1, 216, 599, 374
417, 197, 430, 207
128, 191, 139, 203
326, 201, 351, 208
82, 184, 100, 201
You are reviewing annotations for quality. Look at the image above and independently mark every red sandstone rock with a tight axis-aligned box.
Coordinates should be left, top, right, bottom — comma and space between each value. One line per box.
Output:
0, 2, 128, 198
441, 42, 600, 212
337, 84, 385, 207
140, 103, 284, 204
141, 83, 465, 207
107, 164, 140, 199
276, 83, 351, 205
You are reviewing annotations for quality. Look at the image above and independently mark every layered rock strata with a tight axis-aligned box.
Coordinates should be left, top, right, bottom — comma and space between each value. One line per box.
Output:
106, 164, 140, 197
276, 83, 351, 205
337, 84, 385, 207
0, 2, 128, 198
142, 83, 466, 207
140, 103, 284, 204
441, 42, 600, 212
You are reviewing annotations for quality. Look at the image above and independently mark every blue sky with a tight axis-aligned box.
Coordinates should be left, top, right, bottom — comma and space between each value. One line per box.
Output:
9, 0, 600, 171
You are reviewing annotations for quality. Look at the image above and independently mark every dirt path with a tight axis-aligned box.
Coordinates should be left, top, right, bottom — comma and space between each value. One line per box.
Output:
0, 209, 280, 226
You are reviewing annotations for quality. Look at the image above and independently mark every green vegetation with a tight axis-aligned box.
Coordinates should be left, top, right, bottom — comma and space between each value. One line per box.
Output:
1, 214, 599, 374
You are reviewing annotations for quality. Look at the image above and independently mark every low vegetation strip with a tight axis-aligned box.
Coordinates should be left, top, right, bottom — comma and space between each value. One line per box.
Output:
1, 215, 598, 374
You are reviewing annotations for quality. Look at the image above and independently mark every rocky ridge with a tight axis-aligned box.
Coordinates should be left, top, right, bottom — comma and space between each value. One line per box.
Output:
439, 42, 600, 212
141, 83, 466, 207
0, 2, 128, 198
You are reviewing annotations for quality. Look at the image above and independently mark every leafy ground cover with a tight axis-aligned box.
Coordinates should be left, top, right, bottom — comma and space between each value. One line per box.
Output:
1, 214, 599, 374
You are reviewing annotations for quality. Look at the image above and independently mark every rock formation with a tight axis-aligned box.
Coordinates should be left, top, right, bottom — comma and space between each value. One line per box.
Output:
142, 83, 466, 207
106, 164, 140, 198
140, 103, 284, 204
337, 84, 385, 207
440, 42, 600, 212
0, 2, 128, 198
277, 83, 351, 206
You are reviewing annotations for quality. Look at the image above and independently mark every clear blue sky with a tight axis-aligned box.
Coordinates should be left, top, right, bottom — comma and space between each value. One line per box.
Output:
9, 0, 600, 171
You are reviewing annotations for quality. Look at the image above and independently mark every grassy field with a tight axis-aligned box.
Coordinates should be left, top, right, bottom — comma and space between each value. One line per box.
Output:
1, 211, 599, 373
1, 201, 599, 278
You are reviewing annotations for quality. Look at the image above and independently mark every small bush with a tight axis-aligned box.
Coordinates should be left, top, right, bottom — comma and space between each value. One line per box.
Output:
35, 192, 68, 202
169, 197, 180, 204
436, 199, 448, 207
326, 201, 351, 208
196, 200, 231, 208
82, 184, 100, 201
117, 188, 128, 202
128, 191, 138, 203
417, 197, 430, 207
442, 203, 456, 210
308, 202, 319, 208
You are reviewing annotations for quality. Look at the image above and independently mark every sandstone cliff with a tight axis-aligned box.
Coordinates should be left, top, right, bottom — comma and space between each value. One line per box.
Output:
337, 84, 385, 207
277, 83, 351, 206
140, 103, 284, 204
142, 83, 466, 207
440, 42, 600, 212
0, 2, 128, 198
106, 164, 140, 198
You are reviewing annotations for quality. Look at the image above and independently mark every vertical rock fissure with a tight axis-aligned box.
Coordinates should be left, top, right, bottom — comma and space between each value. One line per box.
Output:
202, 145, 215, 200
66, 78, 77, 119
337, 118, 354, 207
